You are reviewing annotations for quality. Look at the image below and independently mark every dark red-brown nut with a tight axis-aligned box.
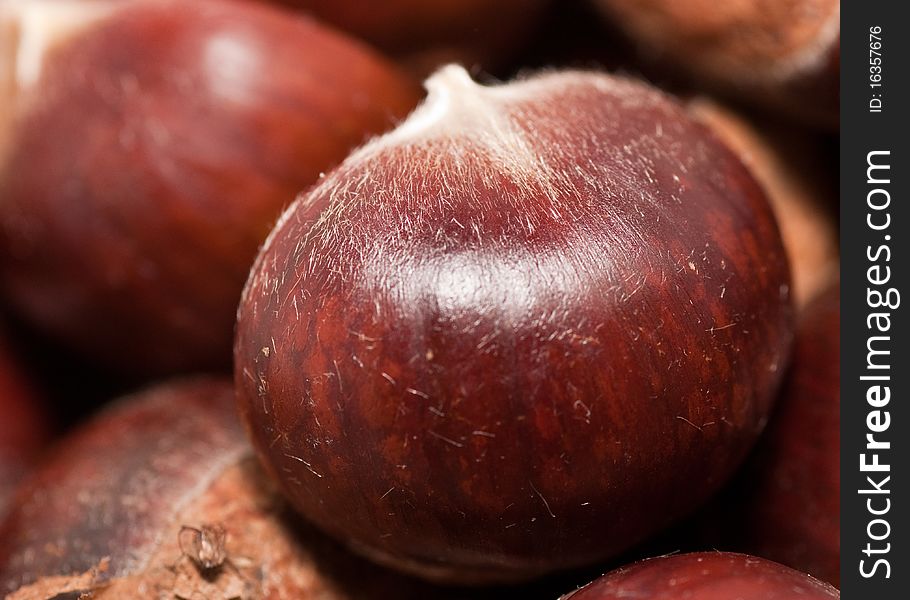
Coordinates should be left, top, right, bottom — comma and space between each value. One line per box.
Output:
0, 377, 477, 599
235, 65, 793, 583
0, 0, 421, 376
561, 552, 839, 599
270, 0, 549, 75
0, 333, 49, 516
590, 0, 840, 126
723, 281, 840, 585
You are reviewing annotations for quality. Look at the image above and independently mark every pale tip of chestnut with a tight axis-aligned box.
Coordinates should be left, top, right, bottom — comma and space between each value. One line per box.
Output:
358, 63, 577, 199
386, 64, 489, 142
384, 64, 550, 141
0, 0, 117, 162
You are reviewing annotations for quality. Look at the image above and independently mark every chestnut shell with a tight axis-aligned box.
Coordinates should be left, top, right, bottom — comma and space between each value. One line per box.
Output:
235, 67, 793, 582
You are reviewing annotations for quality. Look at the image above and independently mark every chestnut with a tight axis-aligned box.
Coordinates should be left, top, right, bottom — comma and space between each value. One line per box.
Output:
0, 332, 49, 516
689, 98, 839, 308
0, 0, 421, 375
561, 552, 839, 599
235, 66, 793, 582
268, 0, 550, 75
590, 0, 840, 126
0, 377, 482, 599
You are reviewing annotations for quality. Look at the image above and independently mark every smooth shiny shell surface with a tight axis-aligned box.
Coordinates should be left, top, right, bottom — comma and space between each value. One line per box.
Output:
0, 0, 420, 375
563, 552, 839, 599
235, 67, 793, 582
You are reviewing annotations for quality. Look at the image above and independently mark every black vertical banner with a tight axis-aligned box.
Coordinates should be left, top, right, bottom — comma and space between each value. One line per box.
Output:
841, 1, 909, 597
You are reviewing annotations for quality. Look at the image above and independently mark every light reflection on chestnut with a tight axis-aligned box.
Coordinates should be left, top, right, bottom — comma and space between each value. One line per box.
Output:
236, 65, 794, 583
0, 0, 421, 375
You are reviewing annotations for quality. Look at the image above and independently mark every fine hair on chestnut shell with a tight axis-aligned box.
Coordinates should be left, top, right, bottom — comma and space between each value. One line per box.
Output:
235, 65, 793, 583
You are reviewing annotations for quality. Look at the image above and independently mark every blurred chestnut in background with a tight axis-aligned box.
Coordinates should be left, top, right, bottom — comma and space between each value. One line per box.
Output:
0, 0, 421, 376
0, 377, 498, 599
590, 0, 840, 126
706, 281, 840, 585
0, 333, 49, 516
561, 552, 839, 599
271, 0, 550, 76
690, 98, 838, 308
236, 66, 793, 583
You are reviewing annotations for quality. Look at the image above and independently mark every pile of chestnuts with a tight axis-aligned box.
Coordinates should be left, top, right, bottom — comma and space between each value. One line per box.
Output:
0, 0, 840, 598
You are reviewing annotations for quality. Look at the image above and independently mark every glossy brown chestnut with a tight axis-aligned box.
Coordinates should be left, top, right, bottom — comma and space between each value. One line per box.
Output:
591, 0, 840, 126
0, 377, 488, 599
690, 99, 839, 308
270, 0, 549, 75
0, 333, 48, 516
0, 0, 420, 375
561, 552, 839, 599
235, 66, 793, 582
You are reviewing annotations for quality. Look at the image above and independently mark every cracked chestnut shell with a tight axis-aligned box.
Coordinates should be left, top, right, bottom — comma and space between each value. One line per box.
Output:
0, 0, 420, 375
235, 66, 793, 583
562, 552, 839, 599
